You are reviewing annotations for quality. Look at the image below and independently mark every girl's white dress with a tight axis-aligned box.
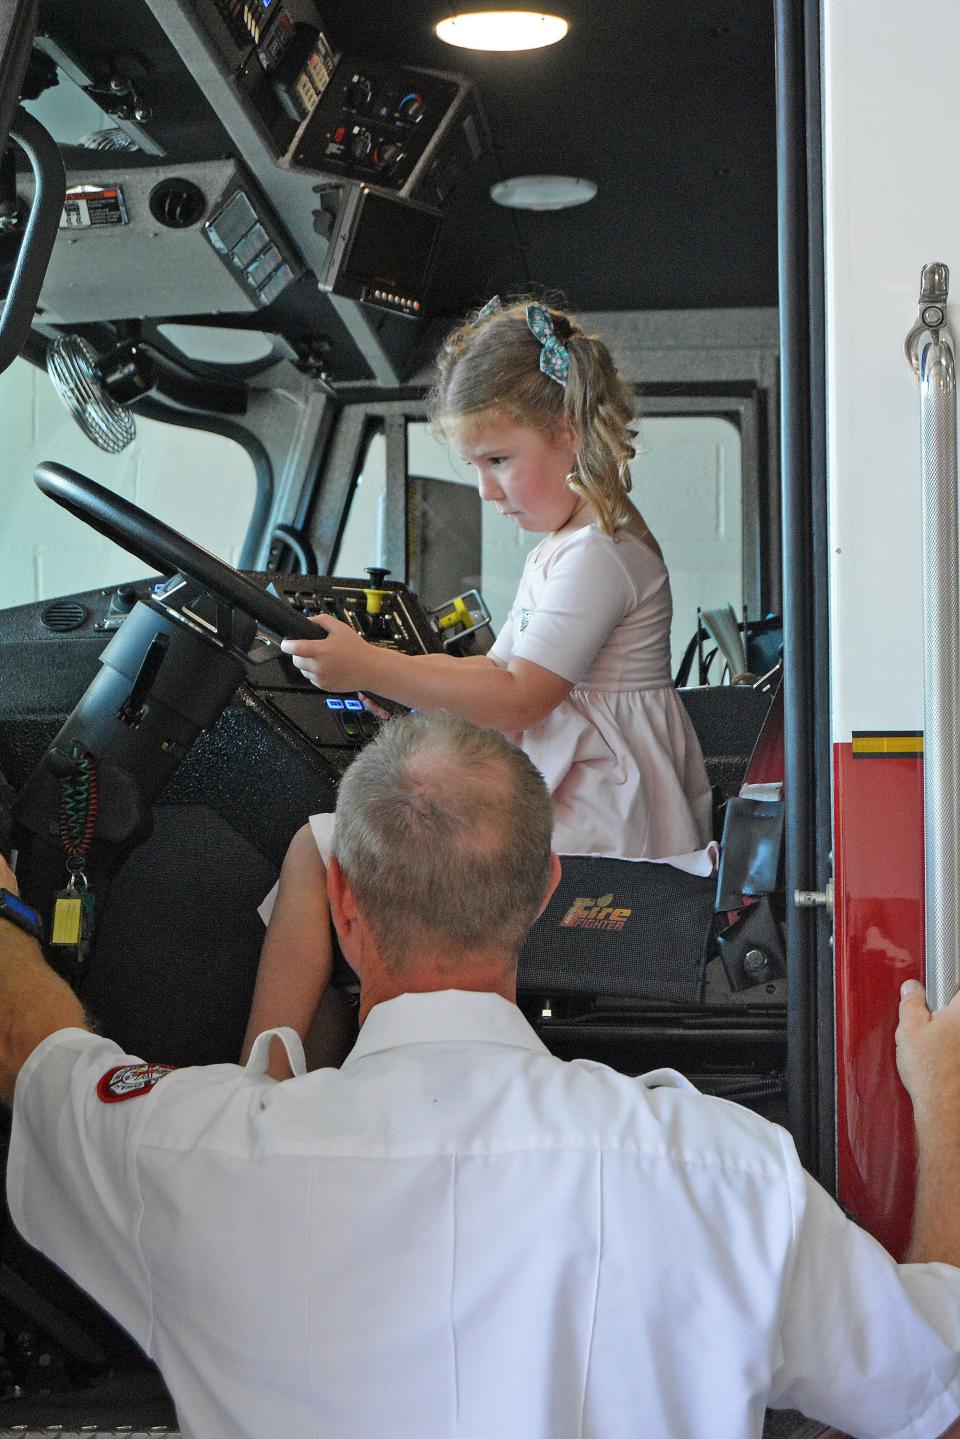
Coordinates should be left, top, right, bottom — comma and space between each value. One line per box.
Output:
487, 524, 712, 858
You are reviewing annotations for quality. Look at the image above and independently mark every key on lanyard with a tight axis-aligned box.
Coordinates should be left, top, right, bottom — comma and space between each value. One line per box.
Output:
51, 860, 95, 965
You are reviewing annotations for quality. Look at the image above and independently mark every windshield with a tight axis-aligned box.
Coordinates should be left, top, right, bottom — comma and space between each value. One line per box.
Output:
0, 355, 258, 607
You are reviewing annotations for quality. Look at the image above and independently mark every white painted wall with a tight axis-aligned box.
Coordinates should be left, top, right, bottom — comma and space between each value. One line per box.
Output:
823, 2, 957, 735
0, 357, 257, 608
635, 417, 742, 668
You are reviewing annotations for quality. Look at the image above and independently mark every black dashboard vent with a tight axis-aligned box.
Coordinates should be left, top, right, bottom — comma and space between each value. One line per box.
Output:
40, 601, 89, 633
149, 179, 207, 229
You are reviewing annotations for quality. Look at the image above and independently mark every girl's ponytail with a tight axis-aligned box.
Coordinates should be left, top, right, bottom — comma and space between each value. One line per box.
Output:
561, 326, 637, 535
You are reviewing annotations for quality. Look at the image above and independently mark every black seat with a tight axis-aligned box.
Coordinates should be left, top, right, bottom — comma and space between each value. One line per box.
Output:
680, 684, 775, 819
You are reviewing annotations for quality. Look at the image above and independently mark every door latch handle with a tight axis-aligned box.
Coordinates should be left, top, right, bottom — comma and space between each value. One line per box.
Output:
793, 879, 834, 917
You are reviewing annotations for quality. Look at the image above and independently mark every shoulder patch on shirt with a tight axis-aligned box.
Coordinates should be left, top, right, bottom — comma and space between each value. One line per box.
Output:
519, 607, 533, 632
96, 1062, 175, 1104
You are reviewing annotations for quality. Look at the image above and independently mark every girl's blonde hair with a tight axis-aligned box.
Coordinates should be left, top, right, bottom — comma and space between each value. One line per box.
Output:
427, 297, 638, 536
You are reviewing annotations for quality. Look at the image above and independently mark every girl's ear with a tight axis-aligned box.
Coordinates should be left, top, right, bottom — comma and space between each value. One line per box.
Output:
556, 411, 579, 452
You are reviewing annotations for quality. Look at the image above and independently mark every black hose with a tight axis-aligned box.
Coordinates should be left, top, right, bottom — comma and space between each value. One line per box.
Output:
271, 524, 318, 575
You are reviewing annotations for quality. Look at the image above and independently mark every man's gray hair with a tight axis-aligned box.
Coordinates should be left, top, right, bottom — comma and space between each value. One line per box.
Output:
333, 711, 553, 966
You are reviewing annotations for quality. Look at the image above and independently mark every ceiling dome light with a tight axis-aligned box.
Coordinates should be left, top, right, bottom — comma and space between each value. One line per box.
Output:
435, 11, 569, 52
491, 174, 597, 211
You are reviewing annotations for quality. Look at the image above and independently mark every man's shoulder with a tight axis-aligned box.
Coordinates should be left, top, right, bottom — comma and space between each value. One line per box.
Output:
15, 1024, 269, 1153
15, 1027, 123, 1107
512, 1050, 796, 1180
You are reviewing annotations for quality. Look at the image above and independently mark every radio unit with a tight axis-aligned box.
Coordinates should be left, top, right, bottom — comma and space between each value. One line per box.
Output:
317, 185, 442, 317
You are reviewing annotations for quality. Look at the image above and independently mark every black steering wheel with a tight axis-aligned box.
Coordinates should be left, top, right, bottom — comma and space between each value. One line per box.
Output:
34, 461, 324, 643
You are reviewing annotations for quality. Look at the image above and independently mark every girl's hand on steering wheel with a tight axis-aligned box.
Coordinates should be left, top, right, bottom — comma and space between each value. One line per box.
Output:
281, 615, 372, 693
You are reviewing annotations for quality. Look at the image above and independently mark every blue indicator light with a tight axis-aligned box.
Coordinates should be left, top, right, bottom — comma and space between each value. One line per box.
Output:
345, 698, 364, 711
325, 698, 345, 710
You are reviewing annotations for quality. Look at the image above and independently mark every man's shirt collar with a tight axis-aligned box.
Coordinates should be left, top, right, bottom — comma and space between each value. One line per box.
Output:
344, 990, 549, 1065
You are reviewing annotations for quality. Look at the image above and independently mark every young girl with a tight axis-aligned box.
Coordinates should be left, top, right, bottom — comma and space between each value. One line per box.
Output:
242, 298, 711, 1069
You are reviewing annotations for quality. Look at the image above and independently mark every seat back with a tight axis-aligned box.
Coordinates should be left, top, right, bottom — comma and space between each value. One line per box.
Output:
518, 855, 716, 1005
679, 684, 774, 800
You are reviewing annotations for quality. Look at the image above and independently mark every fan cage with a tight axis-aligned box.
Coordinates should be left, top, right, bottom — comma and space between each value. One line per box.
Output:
80, 128, 140, 152
46, 335, 137, 454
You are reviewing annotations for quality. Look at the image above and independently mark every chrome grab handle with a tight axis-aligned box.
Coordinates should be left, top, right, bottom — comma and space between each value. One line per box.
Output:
905, 262, 960, 1009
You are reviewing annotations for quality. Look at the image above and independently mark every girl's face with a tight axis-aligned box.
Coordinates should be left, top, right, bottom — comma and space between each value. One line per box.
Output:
450, 411, 582, 533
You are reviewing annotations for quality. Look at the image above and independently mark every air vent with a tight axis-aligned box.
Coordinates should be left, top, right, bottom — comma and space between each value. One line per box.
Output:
40, 601, 89, 633
149, 179, 206, 229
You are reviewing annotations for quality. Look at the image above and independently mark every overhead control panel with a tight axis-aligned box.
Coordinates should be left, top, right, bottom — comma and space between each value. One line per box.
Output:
20, 158, 297, 323
199, 0, 339, 152
281, 57, 468, 196
192, 1, 485, 209
204, 180, 301, 307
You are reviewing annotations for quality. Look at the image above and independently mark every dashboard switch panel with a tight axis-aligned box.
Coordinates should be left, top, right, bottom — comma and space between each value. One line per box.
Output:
244, 573, 444, 774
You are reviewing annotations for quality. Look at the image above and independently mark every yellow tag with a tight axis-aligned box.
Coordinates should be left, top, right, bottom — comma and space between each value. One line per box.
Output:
52, 896, 82, 946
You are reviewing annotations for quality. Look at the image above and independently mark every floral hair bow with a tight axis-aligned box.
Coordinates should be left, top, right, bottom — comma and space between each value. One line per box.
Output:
473, 294, 502, 323
525, 303, 570, 387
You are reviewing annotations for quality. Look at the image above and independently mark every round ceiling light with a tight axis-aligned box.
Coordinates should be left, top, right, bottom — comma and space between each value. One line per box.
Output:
435, 11, 569, 51
490, 174, 597, 211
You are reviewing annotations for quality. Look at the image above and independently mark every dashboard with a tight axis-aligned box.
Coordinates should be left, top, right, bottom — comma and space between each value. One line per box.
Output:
5, 568, 448, 778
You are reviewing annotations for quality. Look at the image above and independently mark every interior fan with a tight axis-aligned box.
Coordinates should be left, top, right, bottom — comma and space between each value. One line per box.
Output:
46, 334, 156, 454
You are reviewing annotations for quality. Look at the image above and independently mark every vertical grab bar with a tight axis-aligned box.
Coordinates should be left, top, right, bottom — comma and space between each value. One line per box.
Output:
905, 262, 960, 1009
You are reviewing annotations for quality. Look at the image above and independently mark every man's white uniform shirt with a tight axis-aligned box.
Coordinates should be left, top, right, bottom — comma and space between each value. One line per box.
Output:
9, 990, 960, 1439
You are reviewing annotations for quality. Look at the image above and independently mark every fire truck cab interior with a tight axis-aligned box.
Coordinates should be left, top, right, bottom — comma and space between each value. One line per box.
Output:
0, 0, 833, 1429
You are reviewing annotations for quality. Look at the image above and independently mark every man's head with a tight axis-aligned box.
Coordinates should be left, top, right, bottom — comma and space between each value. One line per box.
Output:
329, 711, 557, 984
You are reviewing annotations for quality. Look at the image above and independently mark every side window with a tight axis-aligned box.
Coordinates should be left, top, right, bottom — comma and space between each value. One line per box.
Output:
405, 420, 539, 631
405, 422, 483, 612
630, 415, 743, 670
334, 424, 488, 609
0, 357, 258, 607
332, 428, 386, 578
